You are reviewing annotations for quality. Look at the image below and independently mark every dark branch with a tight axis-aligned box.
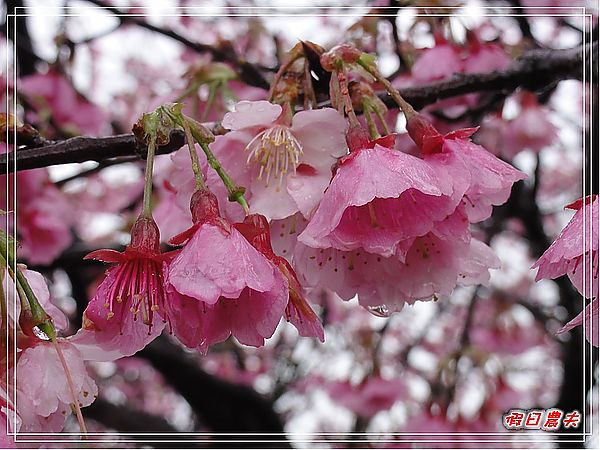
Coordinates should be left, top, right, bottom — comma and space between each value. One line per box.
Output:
84, 0, 270, 90
2, 42, 593, 174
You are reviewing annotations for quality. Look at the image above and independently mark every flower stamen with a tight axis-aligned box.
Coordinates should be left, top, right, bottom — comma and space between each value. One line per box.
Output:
245, 125, 303, 188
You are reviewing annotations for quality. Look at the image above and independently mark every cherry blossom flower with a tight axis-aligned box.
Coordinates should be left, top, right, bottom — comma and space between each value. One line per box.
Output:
463, 38, 511, 74
20, 71, 108, 136
16, 340, 97, 432
72, 215, 174, 360
165, 189, 288, 353
298, 136, 459, 258
406, 114, 527, 223
214, 100, 348, 220
504, 92, 557, 156
0, 157, 74, 265
411, 37, 462, 82
533, 196, 599, 299
234, 213, 324, 341
325, 376, 406, 417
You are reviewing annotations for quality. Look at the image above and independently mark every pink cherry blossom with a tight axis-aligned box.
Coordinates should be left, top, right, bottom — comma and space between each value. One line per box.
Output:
533, 196, 599, 299
407, 114, 527, 223
235, 213, 324, 341
463, 40, 511, 74
411, 38, 463, 82
16, 340, 97, 432
298, 138, 459, 258
504, 92, 557, 156
72, 216, 173, 360
215, 100, 348, 220
0, 158, 74, 265
325, 376, 406, 417
558, 298, 599, 347
165, 189, 288, 352
19, 71, 108, 136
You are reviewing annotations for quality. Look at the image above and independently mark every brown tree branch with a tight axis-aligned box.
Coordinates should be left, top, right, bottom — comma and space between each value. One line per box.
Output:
2, 41, 594, 175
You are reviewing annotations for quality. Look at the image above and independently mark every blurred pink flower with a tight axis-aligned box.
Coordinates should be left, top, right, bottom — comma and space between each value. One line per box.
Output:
19, 71, 107, 136
16, 340, 97, 432
504, 92, 557, 156
326, 376, 406, 417
0, 159, 74, 265
411, 38, 463, 82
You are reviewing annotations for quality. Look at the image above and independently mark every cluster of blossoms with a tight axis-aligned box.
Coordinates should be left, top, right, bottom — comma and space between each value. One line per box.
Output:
72, 44, 529, 360
1, 21, 594, 440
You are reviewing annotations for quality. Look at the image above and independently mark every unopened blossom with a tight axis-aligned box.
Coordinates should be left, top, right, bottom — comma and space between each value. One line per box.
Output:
234, 213, 324, 341
72, 215, 173, 360
166, 189, 288, 353
406, 113, 527, 222
16, 340, 97, 432
298, 132, 459, 258
533, 196, 599, 299
214, 100, 348, 220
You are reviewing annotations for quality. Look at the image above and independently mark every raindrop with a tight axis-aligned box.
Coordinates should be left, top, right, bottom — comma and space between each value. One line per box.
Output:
367, 304, 391, 318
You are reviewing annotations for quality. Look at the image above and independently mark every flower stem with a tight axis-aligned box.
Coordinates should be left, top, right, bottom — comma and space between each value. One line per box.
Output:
182, 120, 206, 191
363, 105, 380, 140
357, 58, 416, 120
197, 141, 249, 214
141, 133, 158, 218
50, 336, 88, 439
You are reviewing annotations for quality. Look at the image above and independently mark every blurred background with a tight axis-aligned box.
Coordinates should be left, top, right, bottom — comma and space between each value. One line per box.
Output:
2, 0, 599, 448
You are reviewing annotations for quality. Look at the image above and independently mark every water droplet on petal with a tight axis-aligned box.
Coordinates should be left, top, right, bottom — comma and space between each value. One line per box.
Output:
367, 304, 391, 318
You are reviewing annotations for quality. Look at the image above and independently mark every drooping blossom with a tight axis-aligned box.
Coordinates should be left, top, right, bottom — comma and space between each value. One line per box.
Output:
166, 189, 288, 353
276, 210, 499, 313
71, 215, 174, 360
298, 132, 459, 258
234, 213, 324, 341
213, 100, 348, 220
16, 340, 97, 432
463, 35, 511, 74
533, 196, 599, 299
411, 36, 462, 82
325, 376, 406, 418
406, 113, 527, 223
